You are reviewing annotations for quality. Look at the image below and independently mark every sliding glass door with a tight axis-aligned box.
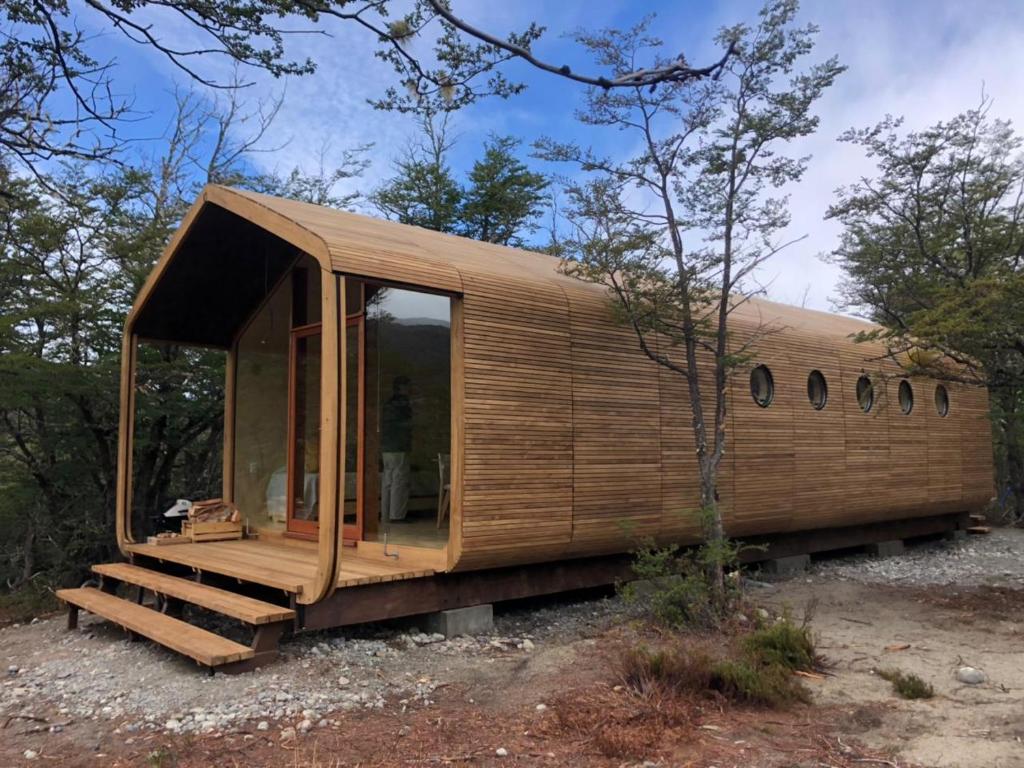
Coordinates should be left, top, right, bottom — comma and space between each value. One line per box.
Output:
286, 325, 322, 536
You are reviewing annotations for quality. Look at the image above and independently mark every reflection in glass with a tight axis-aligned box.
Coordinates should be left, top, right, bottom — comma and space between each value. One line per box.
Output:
857, 375, 875, 413
234, 275, 291, 528
343, 320, 361, 531
807, 370, 828, 410
289, 331, 321, 524
362, 284, 451, 548
898, 380, 914, 415
750, 365, 774, 408
935, 384, 950, 417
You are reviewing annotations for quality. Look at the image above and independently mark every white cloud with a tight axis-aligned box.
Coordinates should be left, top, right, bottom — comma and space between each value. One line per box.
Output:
756, 0, 1024, 313
73, 0, 1024, 312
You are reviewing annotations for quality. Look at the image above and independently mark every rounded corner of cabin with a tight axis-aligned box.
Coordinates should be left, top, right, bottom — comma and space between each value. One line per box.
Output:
444, 541, 463, 572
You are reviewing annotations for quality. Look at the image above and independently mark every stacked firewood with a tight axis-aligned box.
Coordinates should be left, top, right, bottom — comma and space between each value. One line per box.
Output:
188, 498, 241, 524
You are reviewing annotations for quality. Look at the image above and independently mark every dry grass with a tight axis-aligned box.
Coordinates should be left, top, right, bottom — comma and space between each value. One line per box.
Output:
553, 681, 696, 759
549, 619, 822, 760
619, 619, 819, 708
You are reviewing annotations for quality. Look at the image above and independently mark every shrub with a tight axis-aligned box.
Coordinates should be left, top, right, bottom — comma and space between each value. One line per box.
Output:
742, 619, 817, 672
618, 617, 819, 709
709, 657, 811, 706
0, 579, 59, 625
621, 509, 757, 629
875, 668, 934, 699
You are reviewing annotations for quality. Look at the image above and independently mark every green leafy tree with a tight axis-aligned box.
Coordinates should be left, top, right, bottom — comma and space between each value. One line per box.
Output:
0, 89, 369, 596
537, 0, 842, 608
828, 99, 1024, 520
370, 111, 462, 232
461, 135, 548, 246
372, 115, 548, 245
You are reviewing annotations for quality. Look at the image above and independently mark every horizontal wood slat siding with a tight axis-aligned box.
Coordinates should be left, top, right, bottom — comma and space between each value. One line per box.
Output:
209, 188, 994, 573
885, 374, 929, 519
788, 337, 848, 529
564, 285, 661, 555
659, 348, 734, 541
730, 327, 796, 536
928, 382, 963, 506
959, 386, 994, 507
456, 268, 574, 569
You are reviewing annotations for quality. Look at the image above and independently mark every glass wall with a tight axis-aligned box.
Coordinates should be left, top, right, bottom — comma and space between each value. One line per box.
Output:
233, 255, 321, 532
351, 282, 452, 548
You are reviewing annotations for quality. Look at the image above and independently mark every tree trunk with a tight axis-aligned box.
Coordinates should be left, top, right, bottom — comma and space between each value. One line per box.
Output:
18, 522, 36, 589
697, 459, 726, 606
995, 386, 1024, 522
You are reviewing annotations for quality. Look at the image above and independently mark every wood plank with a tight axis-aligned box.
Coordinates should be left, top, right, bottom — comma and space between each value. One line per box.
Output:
121, 184, 996, 581
125, 541, 310, 593
91, 563, 294, 624
56, 587, 254, 667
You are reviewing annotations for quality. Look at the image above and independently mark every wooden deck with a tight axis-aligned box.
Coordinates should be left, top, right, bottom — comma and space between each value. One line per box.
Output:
125, 538, 435, 596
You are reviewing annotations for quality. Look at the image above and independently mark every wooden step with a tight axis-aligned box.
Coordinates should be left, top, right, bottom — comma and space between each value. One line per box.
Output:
92, 563, 294, 625
56, 587, 254, 667
966, 525, 991, 535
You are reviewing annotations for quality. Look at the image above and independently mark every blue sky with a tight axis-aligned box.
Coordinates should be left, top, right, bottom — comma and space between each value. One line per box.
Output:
72, 0, 1024, 313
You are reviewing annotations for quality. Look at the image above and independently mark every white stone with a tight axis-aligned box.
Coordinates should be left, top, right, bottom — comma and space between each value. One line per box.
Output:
535, 703, 547, 712
256, 721, 269, 731
522, 639, 535, 652
280, 727, 296, 741
24, 750, 39, 760
495, 747, 509, 757
164, 719, 181, 731
956, 666, 986, 685
337, 676, 350, 687
297, 719, 313, 732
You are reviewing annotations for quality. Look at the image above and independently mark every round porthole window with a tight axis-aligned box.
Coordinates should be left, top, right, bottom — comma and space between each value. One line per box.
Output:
898, 380, 914, 415
935, 384, 950, 417
750, 365, 774, 408
856, 375, 874, 413
807, 370, 828, 410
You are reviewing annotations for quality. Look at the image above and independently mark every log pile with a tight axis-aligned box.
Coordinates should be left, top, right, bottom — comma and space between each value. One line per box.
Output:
183, 499, 243, 542
188, 499, 241, 524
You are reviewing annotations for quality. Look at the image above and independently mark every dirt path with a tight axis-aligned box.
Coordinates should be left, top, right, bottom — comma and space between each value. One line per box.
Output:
763, 580, 1024, 768
3, 531, 1023, 767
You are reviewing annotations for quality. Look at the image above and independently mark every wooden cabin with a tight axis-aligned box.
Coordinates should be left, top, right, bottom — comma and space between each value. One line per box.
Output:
57, 185, 994, 671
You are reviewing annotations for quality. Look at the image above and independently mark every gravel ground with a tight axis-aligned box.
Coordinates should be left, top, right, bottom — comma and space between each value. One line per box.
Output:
805, 527, 1024, 587
0, 590, 624, 742
3, 527, 1023, 760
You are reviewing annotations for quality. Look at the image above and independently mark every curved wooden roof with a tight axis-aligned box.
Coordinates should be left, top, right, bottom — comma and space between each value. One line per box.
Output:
199, 185, 875, 342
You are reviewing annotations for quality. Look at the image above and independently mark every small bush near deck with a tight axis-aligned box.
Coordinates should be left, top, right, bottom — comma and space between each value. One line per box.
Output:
619, 618, 819, 709
875, 668, 934, 699
742, 618, 818, 672
621, 530, 753, 629
708, 656, 811, 706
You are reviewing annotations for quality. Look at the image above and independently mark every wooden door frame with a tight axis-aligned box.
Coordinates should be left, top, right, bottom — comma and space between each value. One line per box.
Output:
342, 312, 365, 543
286, 322, 323, 538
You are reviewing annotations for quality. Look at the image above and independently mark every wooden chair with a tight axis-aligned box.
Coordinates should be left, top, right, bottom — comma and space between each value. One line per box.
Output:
437, 453, 451, 528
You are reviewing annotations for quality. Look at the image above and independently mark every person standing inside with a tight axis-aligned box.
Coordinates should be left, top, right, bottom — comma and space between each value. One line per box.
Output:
381, 375, 412, 522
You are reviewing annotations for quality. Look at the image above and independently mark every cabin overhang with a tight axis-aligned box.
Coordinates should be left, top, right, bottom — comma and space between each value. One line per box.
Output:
116, 189, 459, 606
